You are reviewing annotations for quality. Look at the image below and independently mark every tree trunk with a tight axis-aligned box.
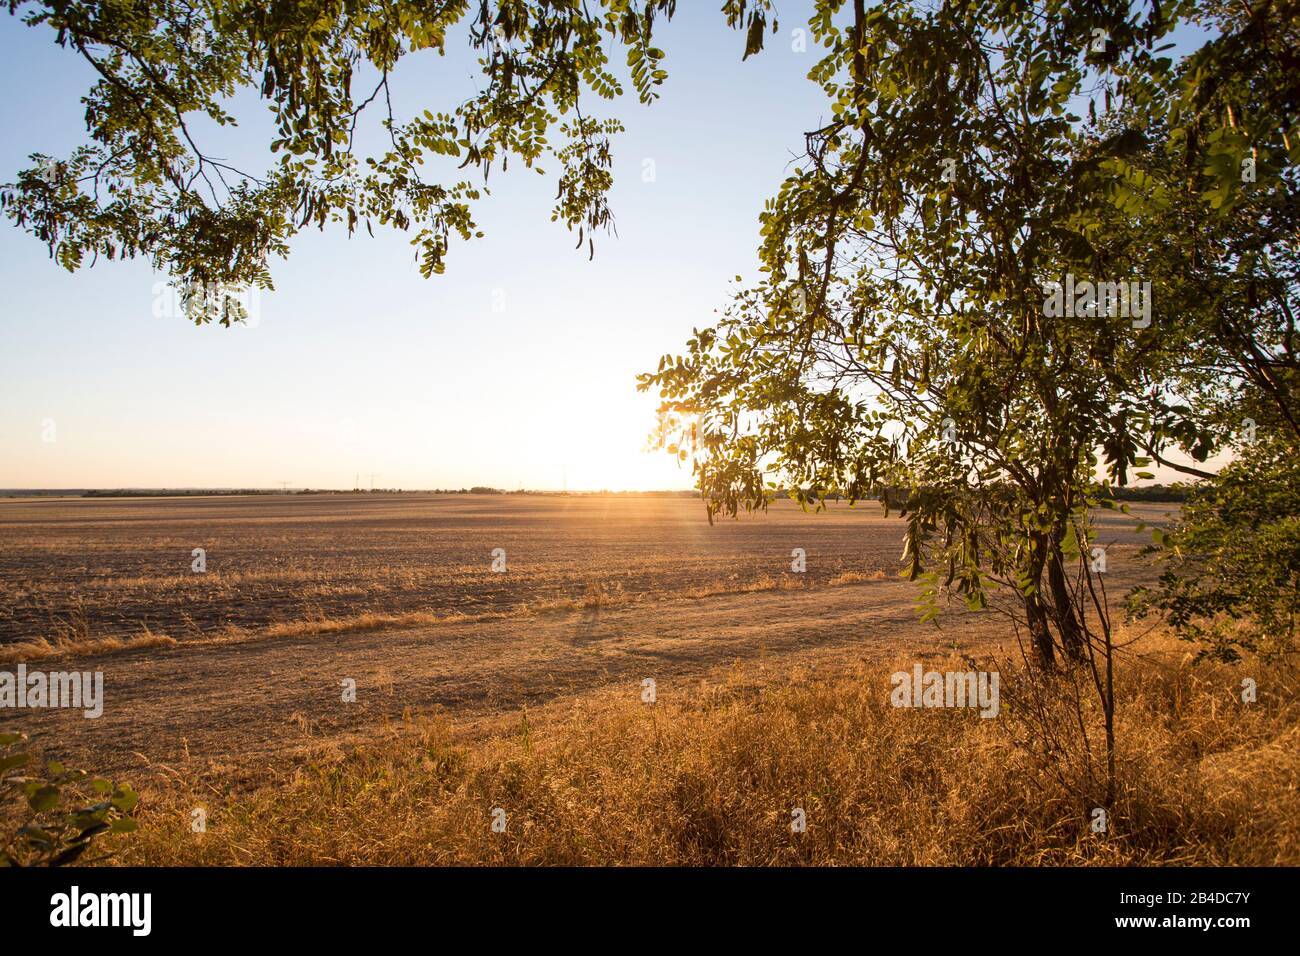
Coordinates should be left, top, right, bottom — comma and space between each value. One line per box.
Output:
1026, 590, 1056, 668
1048, 545, 1087, 661
1024, 530, 1057, 667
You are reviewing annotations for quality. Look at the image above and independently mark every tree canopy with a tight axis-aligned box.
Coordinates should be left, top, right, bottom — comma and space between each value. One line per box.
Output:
3, 1, 1296, 665
639, 0, 1297, 664
0, 0, 775, 322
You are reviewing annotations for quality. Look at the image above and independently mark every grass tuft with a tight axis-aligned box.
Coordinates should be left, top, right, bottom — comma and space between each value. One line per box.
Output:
0, 627, 177, 665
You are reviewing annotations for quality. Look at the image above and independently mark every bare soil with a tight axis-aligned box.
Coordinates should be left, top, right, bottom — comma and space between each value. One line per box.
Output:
0, 494, 1170, 781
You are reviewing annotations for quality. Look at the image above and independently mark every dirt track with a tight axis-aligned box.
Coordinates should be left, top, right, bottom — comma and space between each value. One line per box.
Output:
7, 579, 1020, 778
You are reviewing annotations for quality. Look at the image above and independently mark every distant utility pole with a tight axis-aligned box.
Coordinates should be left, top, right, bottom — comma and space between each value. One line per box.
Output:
368, 472, 379, 492
278, 481, 290, 493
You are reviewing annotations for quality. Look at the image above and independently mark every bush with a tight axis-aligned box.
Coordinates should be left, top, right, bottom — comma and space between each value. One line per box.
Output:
1129, 434, 1300, 661
1, 732, 138, 866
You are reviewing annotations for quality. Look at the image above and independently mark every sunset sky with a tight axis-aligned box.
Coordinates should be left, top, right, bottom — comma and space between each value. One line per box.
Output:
0, 7, 834, 491
0, 6, 1217, 490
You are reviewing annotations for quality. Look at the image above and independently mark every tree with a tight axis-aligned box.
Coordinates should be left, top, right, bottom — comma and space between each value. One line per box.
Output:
1090, 1, 1300, 662
1115, 0, 1299, 475
640, 1, 1298, 674
635, 1, 1297, 813
0, 0, 776, 323
1128, 432, 1300, 661
641, 0, 1213, 668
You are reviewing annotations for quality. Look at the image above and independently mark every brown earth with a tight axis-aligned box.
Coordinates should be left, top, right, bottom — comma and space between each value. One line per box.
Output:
0, 494, 1170, 782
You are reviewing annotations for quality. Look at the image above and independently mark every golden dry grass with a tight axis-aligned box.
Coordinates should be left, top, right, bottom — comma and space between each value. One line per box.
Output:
106, 633, 1298, 866
258, 610, 460, 639
0, 572, 852, 663
0, 628, 177, 665
828, 569, 888, 585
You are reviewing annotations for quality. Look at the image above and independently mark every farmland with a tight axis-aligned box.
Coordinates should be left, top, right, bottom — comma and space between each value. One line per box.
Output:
0, 493, 1167, 646
0, 493, 1167, 779
5, 493, 1296, 869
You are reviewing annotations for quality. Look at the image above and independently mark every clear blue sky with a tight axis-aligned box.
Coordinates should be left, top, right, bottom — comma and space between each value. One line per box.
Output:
0, 5, 828, 490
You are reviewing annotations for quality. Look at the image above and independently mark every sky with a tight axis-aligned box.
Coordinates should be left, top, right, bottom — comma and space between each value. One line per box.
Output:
0, 6, 1219, 491
0, 6, 829, 491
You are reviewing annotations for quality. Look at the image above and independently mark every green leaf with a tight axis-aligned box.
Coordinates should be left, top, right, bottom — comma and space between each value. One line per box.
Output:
111, 784, 139, 813
28, 785, 60, 813
0, 753, 29, 775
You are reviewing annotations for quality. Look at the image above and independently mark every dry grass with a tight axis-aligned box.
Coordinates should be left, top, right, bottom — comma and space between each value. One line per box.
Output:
107, 633, 1298, 866
0, 572, 874, 663
258, 610, 459, 639
682, 573, 809, 599
829, 569, 888, 585
0, 627, 177, 665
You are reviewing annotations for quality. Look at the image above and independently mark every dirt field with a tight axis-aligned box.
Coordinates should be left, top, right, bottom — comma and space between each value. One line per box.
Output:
0, 494, 1172, 780
0, 493, 917, 642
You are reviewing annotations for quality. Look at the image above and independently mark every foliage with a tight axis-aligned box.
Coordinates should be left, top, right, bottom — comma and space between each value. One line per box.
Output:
0, 0, 775, 323
1121, 1, 1300, 474
639, 0, 1297, 665
0, 731, 138, 866
1129, 433, 1300, 661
